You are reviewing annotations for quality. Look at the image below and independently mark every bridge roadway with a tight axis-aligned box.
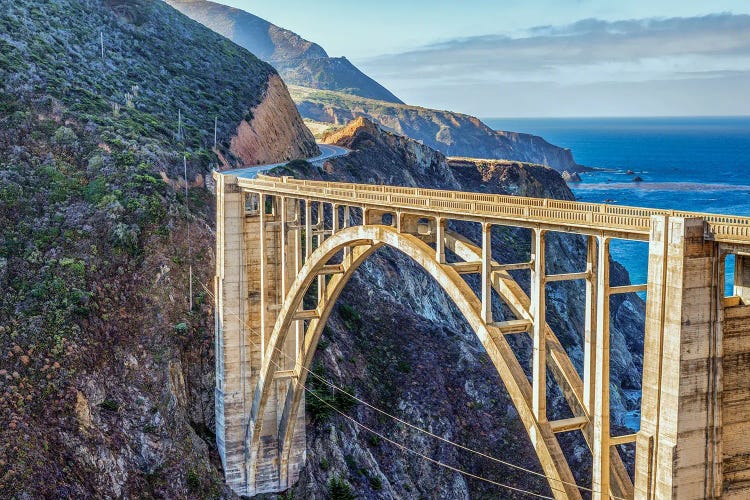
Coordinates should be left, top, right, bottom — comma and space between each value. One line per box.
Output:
231, 144, 349, 179
214, 171, 750, 499
242, 174, 750, 246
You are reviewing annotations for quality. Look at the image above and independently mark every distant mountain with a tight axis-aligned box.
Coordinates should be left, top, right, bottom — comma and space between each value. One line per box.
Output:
167, 0, 584, 172
165, 0, 404, 103
291, 86, 583, 173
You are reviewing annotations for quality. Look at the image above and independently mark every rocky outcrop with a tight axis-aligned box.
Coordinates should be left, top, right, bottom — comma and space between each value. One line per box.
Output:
273, 119, 644, 497
291, 86, 585, 172
561, 170, 582, 183
230, 75, 319, 165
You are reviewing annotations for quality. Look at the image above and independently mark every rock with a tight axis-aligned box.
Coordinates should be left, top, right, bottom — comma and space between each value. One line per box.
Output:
633, 176, 644, 182
229, 75, 320, 166
74, 391, 92, 429
561, 170, 582, 182
168, 360, 188, 409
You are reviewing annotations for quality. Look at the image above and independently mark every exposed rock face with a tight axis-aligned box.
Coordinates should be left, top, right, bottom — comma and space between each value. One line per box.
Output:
166, 0, 402, 103
230, 75, 319, 165
272, 119, 644, 498
291, 86, 584, 173
561, 170, 583, 183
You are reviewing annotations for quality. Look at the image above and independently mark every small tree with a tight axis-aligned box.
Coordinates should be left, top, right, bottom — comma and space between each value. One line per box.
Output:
327, 476, 356, 500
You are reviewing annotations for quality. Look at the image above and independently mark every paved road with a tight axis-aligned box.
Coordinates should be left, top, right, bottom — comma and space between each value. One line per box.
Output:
232, 144, 349, 179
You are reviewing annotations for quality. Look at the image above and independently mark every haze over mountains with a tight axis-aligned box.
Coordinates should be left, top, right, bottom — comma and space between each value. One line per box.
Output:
165, 0, 404, 104
166, 0, 584, 173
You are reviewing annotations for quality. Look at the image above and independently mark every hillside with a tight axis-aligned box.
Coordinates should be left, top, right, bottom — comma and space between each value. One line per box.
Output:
165, 0, 404, 104
0, 0, 315, 496
271, 118, 644, 497
294, 86, 584, 172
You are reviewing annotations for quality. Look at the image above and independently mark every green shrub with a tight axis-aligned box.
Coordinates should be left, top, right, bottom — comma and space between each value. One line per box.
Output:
186, 469, 200, 491
339, 304, 361, 331
99, 399, 119, 412
327, 476, 356, 500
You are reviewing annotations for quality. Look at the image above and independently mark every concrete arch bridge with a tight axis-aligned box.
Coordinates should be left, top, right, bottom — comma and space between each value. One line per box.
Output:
214, 172, 750, 499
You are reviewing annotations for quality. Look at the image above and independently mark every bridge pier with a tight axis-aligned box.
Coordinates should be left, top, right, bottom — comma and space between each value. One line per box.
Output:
635, 216, 723, 499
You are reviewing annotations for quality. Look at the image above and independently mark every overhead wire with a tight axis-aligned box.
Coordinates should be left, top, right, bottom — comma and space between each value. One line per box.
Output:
200, 282, 625, 499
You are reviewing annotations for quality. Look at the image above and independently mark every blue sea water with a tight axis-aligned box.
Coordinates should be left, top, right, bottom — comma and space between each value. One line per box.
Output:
484, 117, 750, 296
483, 117, 750, 430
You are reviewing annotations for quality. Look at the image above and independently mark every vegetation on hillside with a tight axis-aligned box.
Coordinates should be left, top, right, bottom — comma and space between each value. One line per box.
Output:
0, 0, 294, 496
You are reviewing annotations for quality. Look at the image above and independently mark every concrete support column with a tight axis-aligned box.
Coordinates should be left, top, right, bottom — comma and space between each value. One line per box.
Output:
481, 222, 493, 323
213, 174, 249, 491
634, 216, 722, 500
584, 235, 598, 416
592, 236, 611, 500
293, 201, 303, 362
343, 205, 350, 228
343, 206, 351, 260
735, 255, 750, 303
435, 217, 446, 264
317, 202, 325, 303
304, 201, 312, 260
332, 204, 339, 234
531, 228, 547, 422
259, 194, 267, 359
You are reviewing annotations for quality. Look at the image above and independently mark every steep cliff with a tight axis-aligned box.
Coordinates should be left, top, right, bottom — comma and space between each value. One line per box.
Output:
292, 86, 584, 172
0, 0, 314, 497
165, 0, 403, 104
230, 75, 319, 165
271, 119, 644, 497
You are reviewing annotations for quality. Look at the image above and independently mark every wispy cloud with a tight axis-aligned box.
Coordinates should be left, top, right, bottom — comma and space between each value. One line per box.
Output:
358, 13, 750, 116
363, 14, 750, 85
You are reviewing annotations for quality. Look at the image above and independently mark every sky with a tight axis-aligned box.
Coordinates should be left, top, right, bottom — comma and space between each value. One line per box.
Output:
216, 1, 750, 117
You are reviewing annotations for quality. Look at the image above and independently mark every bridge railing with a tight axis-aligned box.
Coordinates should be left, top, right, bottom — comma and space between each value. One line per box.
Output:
244, 174, 750, 243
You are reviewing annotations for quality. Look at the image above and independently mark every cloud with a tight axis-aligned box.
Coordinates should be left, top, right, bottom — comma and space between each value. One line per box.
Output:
360, 13, 750, 87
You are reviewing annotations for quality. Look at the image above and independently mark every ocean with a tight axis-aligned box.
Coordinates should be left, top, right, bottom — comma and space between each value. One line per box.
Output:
484, 116, 750, 430
484, 116, 750, 296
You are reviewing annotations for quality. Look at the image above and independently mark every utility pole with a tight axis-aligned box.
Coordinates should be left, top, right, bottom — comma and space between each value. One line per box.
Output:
184, 154, 193, 312
177, 109, 182, 141
100, 31, 104, 59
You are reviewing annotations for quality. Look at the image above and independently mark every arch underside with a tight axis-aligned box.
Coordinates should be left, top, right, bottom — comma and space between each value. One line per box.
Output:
245, 224, 634, 499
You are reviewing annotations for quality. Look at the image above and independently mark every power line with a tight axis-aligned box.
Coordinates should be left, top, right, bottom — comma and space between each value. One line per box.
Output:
304, 385, 555, 499
203, 281, 556, 498
201, 282, 621, 499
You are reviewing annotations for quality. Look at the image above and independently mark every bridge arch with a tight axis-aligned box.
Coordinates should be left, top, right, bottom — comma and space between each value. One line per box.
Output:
245, 224, 582, 498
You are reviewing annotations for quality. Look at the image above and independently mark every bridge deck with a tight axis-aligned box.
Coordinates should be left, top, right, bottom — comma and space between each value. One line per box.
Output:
237, 174, 750, 244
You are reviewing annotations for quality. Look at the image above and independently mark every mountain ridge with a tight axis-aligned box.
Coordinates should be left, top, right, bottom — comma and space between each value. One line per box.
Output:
164, 0, 404, 104
295, 85, 584, 172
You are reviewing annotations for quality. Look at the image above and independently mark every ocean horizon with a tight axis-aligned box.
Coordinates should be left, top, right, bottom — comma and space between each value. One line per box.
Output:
484, 116, 750, 299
